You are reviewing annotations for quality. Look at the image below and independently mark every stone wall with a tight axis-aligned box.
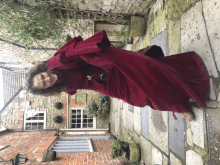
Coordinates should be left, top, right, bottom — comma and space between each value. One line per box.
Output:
1, 89, 106, 130
0, 0, 158, 64
53, 0, 154, 16
1, 92, 67, 130
0, 19, 94, 65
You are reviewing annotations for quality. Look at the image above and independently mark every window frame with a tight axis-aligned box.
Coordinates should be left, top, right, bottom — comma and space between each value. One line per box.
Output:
69, 108, 96, 129
24, 111, 46, 130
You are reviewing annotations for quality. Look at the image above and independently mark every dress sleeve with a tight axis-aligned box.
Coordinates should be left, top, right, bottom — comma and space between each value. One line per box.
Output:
47, 30, 114, 70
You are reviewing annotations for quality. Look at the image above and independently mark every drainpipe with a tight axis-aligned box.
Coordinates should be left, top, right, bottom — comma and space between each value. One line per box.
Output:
67, 94, 69, 129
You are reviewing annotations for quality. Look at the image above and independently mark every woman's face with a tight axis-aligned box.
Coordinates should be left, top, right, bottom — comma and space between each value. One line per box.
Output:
33, 72, 58, 89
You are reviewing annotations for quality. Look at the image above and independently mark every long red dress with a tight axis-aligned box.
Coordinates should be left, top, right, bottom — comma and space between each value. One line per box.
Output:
47, 30, 209, 113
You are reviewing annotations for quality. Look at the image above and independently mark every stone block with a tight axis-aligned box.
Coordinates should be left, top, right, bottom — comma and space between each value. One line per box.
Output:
167, 0, 197, 20
181, 2, 218, 78
190, 107, 205, 149
152, 146, 163, 165
206, 101, 218, 108
163, 155, 168, 165
149, 108, 169, 154
140, 135, 152, 165
209, 78, 217, 100
170, 152, 182, 165
153, 0, 167, 35
187, 126, 193, 147
218, 101, 220, 108
168, 20, 181, 55
129, 16, 146, 37
186, 150, 203, 165
134, 106, 141, 135
202, 0, 220, 72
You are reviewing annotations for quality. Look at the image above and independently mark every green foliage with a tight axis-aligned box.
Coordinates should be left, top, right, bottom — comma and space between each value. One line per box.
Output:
112, 24, 131, 47
54, 102, 63, 110
0, 1, 78, 48
53, 116, 63, 123
110, 139, 128, 159
120, 25, 131, 45
84, 99, 110, 119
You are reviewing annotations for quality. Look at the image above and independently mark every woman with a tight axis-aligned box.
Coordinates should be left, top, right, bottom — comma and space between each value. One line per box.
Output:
27, 30, 210, 121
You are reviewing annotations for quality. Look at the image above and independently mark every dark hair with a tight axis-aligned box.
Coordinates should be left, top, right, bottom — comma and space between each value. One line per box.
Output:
26, 63, 66, 96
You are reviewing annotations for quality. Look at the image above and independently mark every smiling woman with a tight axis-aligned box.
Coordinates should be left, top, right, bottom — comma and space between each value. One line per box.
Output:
33, 72, 58, 89
26, 62, 66, 95
26, 30, 210, 121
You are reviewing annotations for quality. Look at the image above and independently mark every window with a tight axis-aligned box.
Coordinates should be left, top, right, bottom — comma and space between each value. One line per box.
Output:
24, 111, 46, 130
70, 108, 96, 129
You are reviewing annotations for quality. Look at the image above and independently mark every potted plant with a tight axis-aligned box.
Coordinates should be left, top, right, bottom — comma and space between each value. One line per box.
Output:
126, 143, 140, 162
110, 139, 129, 159
110, 139, 140, 162
53, 116, 63, 123
54, 102, 63, 110
85, 96, 110, 118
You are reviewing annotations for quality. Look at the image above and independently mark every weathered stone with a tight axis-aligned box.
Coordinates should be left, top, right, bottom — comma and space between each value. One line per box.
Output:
202, 0, 220, 72
152, 146, 163, 165
167, 0, 197, 20
181, 2, 219, 78
103, 0, 112, 6
186, 150, 203, 165
170, 152, 182, 165
218, 93, 220, 101
140, 135, 152, 165
102, 6, 111, 12
214, 133, 220, 143
0, 18, 94, 64
129, 16, 146, 37
218, 101, 220, 108
163, 155, 168, 165
209, 78, 217, 100
168, 19, 181, 55
206, 101, 218, 108
187, 127, 193, 147
133, 106, 141, 135
153, 0, 167, 35
190, 107, 205, 149
78, 3, 88, 10
149, 108, 169, 154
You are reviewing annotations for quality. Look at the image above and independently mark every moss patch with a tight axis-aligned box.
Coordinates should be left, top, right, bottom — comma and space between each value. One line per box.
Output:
168, 19, 181, 55
167, 0, 199, 21
129, 16, 146, 37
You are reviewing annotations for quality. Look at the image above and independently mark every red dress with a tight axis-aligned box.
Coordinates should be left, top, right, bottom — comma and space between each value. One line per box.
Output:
47, 30, 209, 113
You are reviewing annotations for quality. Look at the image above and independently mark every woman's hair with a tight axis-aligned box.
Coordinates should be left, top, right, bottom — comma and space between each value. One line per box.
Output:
26, 62, 66, 96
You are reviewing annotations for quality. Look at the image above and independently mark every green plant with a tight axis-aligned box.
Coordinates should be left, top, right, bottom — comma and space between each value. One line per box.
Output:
0, 1, 78, 48
54, 102, 63, 110
120, 25, 131, 44
110, 139, 129, 159
112, 24, 131, 47
85, 98, 110, 118
53, 116, 63, 123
